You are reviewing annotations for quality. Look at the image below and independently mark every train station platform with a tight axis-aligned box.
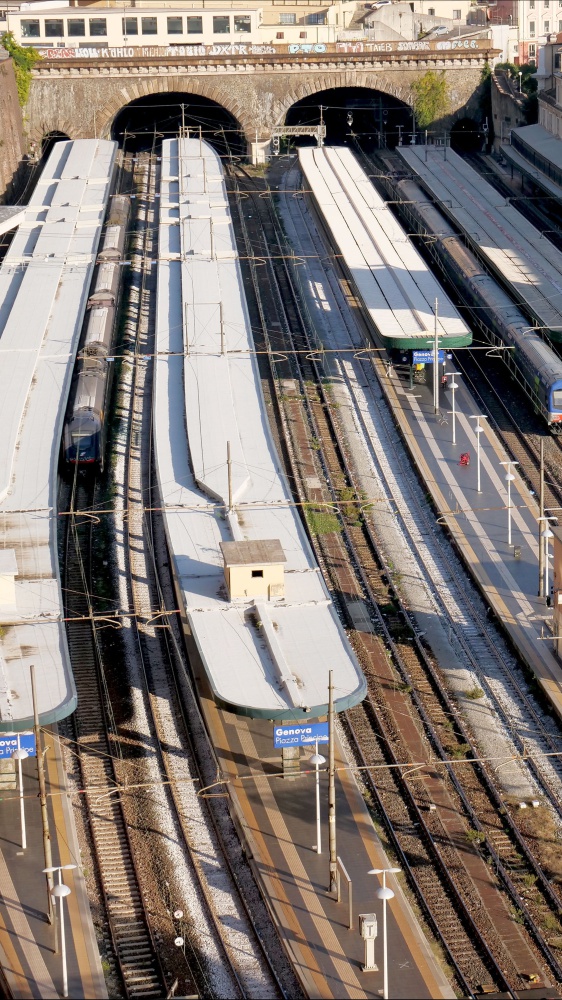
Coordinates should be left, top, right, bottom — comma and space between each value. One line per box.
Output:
384, 365, 562, 726
201, 691, 454, 1000
0, 727, 106, 999
501, 124, 562, 203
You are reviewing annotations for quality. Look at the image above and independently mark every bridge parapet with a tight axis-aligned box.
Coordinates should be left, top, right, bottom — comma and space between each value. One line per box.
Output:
28, 43, 497, 154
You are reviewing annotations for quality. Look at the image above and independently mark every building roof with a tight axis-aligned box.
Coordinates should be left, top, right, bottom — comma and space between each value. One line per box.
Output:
220, 539, 286, 566
0, 207, 26, 238
154, 137, 366, 720
502, 122, 562, 200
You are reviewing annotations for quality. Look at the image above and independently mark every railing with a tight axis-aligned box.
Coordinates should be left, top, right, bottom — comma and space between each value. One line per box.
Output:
511, 129, 562, 189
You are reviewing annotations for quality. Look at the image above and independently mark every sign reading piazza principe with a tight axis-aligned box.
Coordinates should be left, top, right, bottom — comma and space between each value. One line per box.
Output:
39, 37, 487, 60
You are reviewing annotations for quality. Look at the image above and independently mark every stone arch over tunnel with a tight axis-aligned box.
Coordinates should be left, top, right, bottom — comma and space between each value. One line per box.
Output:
110, 91, 246, 156
281, 84, 415, 151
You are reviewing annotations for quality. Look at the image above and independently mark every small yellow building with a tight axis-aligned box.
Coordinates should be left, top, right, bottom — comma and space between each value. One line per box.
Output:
220, 539, 286, 600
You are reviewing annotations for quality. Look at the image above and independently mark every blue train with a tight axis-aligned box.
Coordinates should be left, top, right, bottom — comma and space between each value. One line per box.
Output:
63, 194, 129, 469
393, 177, 562, 432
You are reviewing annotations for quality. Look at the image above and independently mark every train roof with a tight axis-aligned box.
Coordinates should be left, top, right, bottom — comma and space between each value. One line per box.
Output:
154, 137, 366, 720
299, 146, 472, 351
397, 145, 562, 338
0, 138, 116, 729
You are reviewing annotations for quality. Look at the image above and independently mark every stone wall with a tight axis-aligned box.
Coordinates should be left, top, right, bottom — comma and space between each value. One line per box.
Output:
0, 58, 26, 204
27, 52, 489, 150
491, 70, 527, 148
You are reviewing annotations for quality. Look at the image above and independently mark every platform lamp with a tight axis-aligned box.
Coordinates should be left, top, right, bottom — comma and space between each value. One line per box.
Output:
541, 519, 555, 604
309, 741, 326, 854
469, 414, 487, 493
368, 868, 401, 1000
500, 460, 518, 547
445, 371, 461, 445
43, 863, 77, 961
11, 741, 28, 851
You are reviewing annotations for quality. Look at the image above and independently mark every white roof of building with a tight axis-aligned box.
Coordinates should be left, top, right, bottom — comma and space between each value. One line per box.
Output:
502, 123, 562, 200
299, 146, 472, 349
0, 139, 116, 729
154, 137, 366, 720
0, 207, 26, 238
398, 144, 562, 334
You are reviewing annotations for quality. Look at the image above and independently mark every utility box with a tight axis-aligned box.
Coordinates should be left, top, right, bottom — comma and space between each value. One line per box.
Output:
358, 913, 378, 972
219, 539, 286, 600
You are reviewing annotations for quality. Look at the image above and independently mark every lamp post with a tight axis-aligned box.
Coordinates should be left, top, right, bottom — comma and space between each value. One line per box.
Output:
500, 460, 518, 546
52, 884, 71, 998
541, 519, 555, 603
43, 864, 77, 961
469, 415, 487, 493
368, 867, 400, 1000
445, 371, 460, 444
12, 741, 29, 851
309, 742, 326, 854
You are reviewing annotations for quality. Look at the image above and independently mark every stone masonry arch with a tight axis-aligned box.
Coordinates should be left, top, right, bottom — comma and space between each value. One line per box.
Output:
27, 51, 489, 156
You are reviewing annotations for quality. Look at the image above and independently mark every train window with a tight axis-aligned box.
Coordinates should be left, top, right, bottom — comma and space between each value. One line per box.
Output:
553, 391, 562, 409
21, 19, 40, 37
213, 16, 230, 34
45, 19, 64, 37
68, 19, 85, 37
123, 17, 138, 35
89, 18, 107, 37
186, 16, 203, 34
234, 15, 251, 32
142, 17, 158, 34
167, 17, 183, 34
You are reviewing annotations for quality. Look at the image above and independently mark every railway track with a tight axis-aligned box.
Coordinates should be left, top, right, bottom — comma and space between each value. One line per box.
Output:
228, 154, 562, 996
121, 147, 288, 1000
62, 151, 169, 999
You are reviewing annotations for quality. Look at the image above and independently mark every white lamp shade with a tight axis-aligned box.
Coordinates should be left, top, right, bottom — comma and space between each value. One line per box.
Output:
309, 753, 326, 766
12, 749, 28, 760
376, 886, 395, 900
52, 884, 71, 898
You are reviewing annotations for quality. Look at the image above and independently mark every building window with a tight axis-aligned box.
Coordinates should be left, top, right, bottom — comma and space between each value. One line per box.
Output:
280, 12, 296, 24
251, 570, 263, 578
21, 19, 40, 37
559, 20, 562, 31
300, 31, 307, 37
89, 18, 107, 37
234, 15, 251, 32
428, 8, 435, 15
555, 52, 561, 68
123, 17, 138, 36
276, 31, 284, 38
186, 16, 202, 34
213, 16, 230, 33
530, 20, 535, 35
544, 0, 550, 7
306, 13, 326, 24
45, 19, 64, 37
545, 20, 550, 31
529, 43, 536, 57
453, 9, 461, 19
167, 16, 183, 34
141, 17, 157, 35
68, 19, 85, 37
530, 0, 535, 7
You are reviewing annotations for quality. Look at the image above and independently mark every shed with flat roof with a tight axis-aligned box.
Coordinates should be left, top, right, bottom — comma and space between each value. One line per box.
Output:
220, 539, 286, 600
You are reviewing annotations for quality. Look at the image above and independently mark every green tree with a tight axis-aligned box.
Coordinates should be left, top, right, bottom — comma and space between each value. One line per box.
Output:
1, 31, 41, 106
411, 71, 449, 129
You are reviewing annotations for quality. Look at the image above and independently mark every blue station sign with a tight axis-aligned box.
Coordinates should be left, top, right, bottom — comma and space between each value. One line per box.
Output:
412, 349, 445, 364
274, 722, 329, 748
0, 733, 37, 759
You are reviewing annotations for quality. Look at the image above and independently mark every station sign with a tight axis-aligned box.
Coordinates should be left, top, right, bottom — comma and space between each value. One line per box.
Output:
412, 349, 445, 364
274, 722, 329, 748
0, 732, 36, 759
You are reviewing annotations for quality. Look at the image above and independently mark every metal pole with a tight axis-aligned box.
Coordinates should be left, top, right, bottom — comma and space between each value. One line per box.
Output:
220, 301, 225, 355
315, 740, 321, 855
508, 473, 512, 546
452, 381, 456, 444
382, 872, 388, 1000
59, 891, 68, 998
539, 438, 545, 596
31, 665, 54, 923
227, 441, 233, 512
476, 419, 482, 493
16, 737, 26, 851
328, 670, 337, 894
433, 298, 439, 415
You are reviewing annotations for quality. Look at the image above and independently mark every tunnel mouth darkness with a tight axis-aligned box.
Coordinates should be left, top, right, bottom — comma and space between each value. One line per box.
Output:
285, 87, 413, 151
41, 131, 71, 160
450, 117, 483, 153
110, 93, 245, 156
